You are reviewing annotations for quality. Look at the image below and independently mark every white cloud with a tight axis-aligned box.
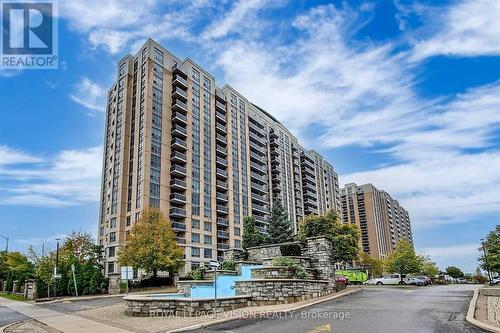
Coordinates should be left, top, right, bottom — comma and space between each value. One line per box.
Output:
69, 77, 106, 112
418, 243, 481, 272
0, 146, 42, 165
201, 0, 271, 40
411, 0, 500, 60
0, 146, 102, 207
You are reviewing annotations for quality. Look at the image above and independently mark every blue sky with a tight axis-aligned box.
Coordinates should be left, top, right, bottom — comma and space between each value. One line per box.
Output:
1, 0, 499, 273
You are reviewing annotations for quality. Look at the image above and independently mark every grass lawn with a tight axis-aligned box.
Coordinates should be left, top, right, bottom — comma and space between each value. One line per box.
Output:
0, 292, 25, 301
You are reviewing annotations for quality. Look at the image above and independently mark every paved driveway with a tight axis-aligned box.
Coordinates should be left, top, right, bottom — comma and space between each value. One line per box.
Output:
37, 296, 125, 313
192, 285, 485, 333
0, 304, 29, 327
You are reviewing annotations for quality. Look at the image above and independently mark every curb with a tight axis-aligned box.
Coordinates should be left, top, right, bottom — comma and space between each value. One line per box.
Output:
167, 288, 362, 333
466, 288, 500, 333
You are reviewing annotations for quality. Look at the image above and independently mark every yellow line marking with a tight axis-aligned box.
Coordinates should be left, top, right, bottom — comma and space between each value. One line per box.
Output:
308, 323, 332, 333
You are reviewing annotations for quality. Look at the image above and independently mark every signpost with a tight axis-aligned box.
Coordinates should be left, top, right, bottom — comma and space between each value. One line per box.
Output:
121, 266, 133, 294
210, 260, 220, 318
71, 264, 79, 298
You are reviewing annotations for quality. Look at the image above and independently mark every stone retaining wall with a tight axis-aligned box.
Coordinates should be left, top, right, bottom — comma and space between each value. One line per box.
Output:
177, 280, 213, 296
124, 295, 251, 317
251, 267, 297, 279
235, 279, 333, 305
246, 241, 303, 262
261, 256, 312, 268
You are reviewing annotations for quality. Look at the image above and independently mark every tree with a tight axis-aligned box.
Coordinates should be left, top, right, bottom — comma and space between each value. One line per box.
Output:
357, 252, 385, 278
386, 240, 422, 283
420, 255, 439, 277
242, 216, 266, 250
296, 210, 360, 264
266, 200, 293, 244
118, 208, 184, 278
479, 225, 500, 276
446, 266, 465, 279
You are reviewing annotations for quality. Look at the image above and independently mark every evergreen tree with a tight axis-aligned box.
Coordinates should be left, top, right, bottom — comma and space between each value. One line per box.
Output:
242, 216, 265, 250
266, 200, 293, 244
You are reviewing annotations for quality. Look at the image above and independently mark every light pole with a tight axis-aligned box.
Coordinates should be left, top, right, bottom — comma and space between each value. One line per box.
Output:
54, 238, 61, 298
481, 239, 492, 285
0, 234, 8, 252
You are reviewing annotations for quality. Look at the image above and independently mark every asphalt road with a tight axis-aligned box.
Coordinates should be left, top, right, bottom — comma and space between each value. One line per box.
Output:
193, 285, 485, 333
0, 305, 29, 327
37, 296, 124, 313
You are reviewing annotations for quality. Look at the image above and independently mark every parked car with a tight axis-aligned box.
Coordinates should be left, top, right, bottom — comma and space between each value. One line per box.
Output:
413, 276, 431, 286
409, 277, 426, 286
364, 274, 412, 285
492, 277, 500, 285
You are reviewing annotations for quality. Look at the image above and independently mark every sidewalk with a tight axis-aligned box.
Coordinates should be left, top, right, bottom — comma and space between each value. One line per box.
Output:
466, 287, 500, 333
0, 297, 134, 333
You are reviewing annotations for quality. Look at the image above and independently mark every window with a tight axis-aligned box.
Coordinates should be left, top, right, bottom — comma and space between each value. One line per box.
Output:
110, 217, 117, 228
191, 233, 200, 243
108, 262, 115, 274
108, 246, 115, 258
192, 247, 200, 257
109, 232, 116, 242
126, 216, 131, 226
191, 262, 200, 270
192, 219, 200, 229
204, 248, 212, 259
234, 227, 240, 236
204, 235, 212, 245
235, 240, 241, 248
204, 222, 212, 232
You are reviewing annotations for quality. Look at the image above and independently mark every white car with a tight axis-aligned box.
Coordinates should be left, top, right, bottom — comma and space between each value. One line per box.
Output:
364, 274, 412, 285
492, 277, 500, 285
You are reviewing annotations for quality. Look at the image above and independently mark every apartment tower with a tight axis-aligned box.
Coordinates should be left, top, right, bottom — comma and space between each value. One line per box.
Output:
98, 39, 340, 278
340, 183, 413, 259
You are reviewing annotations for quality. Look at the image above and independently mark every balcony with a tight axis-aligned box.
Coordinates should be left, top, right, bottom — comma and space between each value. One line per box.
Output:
216, 123, 227, 134
269, 130, 278, 139
216, 218, 229, 226
171, 125, 187, 138
217, 205, 229, 214
215, 90, 226, 103
253, 215, 267, 224
170, 165, 187, 176
216, 168, 228, 179
171, 151, 187, 163
216, 145, 227, 156
251, 193, 268, 204
250, 161, 266, 173
217, 231, 229, 239
176, 237, 187, 245
172, 99, 188, 114
251, 182, 268, 194
172, 112, 187, 125
172, 65, 188, 79
172, 86, 187, 102
250, 171, 267, 184
170, 193, 186, 204
215, 100, 226, 113
217, 243, 230, 250
215, 110, 226, 124
172, 222, 186, 231
170, 207, 186, 218
248, 121, 264, 135
270, 156, 280, 165
252, 204, 269, 214
216, 193, 228, 202
216, 133, 227, 145
216, 180, 228, 190
216, 156, 227, 167
170, 178, 187, 190
172, 74, 188, 89
171, 138, 187, 151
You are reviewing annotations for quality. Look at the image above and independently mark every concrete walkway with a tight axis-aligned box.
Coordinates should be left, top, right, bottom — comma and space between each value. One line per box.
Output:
0, 297, 134, 333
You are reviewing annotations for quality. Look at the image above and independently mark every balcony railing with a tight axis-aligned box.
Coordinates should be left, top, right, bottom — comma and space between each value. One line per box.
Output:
172, 99, 188, 113
172, 112, 187, 124
171, 151, 187, 163
170, 178, 187, 189
172, 86, 187, 101
170, 207, 186, 217
172, 222, 186, 231
217, 231, 229, 238
171, 138, 187, 151
170, 165, 187, 176
170, 193, 186, 203
172, 75, 188, 89
216, 218, 229, 226
216, 133, 227, 144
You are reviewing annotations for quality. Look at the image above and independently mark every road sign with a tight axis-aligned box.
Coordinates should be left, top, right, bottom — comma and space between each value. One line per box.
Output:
209, 260, 220, 268
53, 274, 61, 279
121, 266, 133, 280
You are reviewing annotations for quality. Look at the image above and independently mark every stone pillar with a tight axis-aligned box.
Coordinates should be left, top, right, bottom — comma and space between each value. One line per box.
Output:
306, 237, 335, 281
172, 273, 179, 288
24, 279, 37, 300
223, 248, 246, 261
108, 275, 121, 295
12, 280, 18, 293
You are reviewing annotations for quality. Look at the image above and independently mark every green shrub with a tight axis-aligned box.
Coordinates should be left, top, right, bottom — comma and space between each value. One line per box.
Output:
280, 244, 302, 256
271, 257, 309, 279
221, 260, 236, 271
191, 266, 207, 280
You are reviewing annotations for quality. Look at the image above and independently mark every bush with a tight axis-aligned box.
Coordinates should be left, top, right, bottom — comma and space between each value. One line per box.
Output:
129, 276, 172, 289
221, 260, 236, 271
280, 244, 302, 256
191, 266, 207, 280
271, 257, 309, 279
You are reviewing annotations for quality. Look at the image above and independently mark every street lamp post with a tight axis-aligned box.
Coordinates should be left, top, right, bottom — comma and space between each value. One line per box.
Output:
54, 238, 61, 298
481, 239, 493, 285
0, 234, 8, 252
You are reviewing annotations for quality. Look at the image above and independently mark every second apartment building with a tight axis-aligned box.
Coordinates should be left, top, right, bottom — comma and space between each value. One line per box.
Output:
97, 39, 341, 277
340, 183, 413, 259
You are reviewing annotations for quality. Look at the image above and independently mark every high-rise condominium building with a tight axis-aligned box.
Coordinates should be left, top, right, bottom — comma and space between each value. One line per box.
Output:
98, 39, 340, 278
340, 183, 413, 259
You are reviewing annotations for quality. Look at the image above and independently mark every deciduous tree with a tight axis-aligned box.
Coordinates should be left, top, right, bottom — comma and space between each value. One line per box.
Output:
386, 240, 422, 283
445, 266, 465, 279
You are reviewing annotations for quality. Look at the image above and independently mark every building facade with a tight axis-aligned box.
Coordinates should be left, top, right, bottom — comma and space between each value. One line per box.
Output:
340, 183, 413, 259
98, 39, 341, 278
